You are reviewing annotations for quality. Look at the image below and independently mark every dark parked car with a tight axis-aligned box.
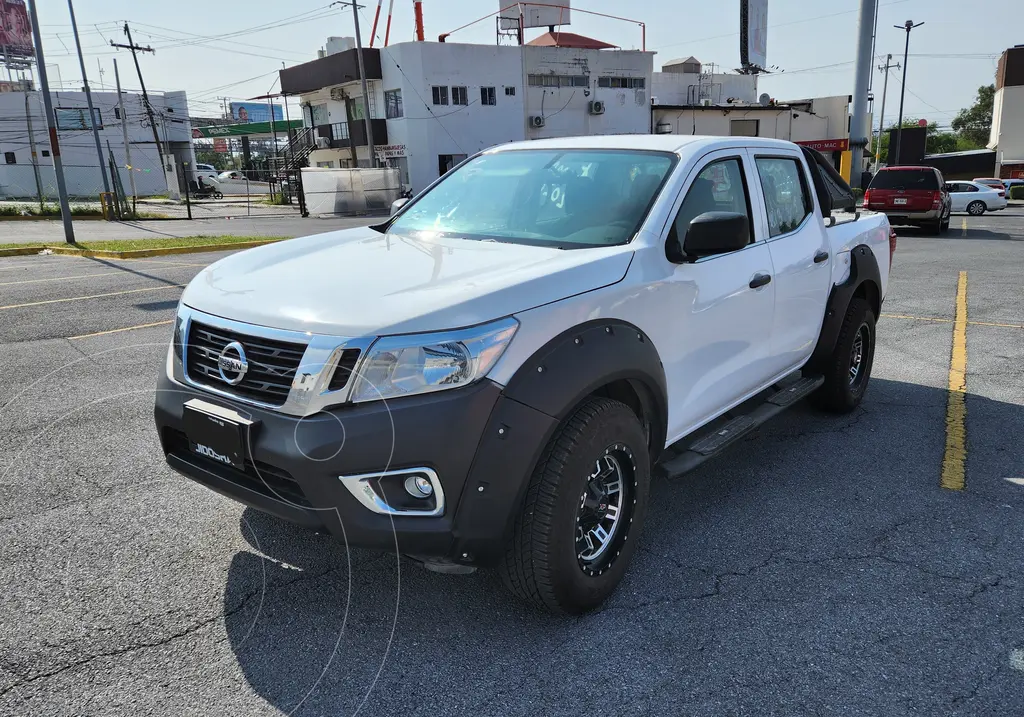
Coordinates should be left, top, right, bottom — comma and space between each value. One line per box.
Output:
864, 166, 952, 235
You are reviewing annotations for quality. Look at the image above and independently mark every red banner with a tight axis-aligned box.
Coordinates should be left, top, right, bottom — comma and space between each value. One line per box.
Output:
796, 138, 850, 152
0, 0, 34, 59
213, 138, 228, 153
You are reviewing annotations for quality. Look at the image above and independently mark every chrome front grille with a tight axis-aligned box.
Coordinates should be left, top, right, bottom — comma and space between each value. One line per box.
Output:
186, 321, 307, 406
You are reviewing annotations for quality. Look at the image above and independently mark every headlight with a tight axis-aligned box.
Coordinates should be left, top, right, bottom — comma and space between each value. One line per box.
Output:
349, 317, 518, 403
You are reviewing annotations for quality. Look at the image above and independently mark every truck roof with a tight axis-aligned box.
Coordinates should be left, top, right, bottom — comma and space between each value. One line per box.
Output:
486, 134, 802, 155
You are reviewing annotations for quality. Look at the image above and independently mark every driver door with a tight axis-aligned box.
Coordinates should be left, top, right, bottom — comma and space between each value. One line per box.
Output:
661, 150, 777, 442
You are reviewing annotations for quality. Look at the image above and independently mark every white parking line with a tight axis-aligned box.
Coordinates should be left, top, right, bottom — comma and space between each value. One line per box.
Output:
1010, 649, 1024, 672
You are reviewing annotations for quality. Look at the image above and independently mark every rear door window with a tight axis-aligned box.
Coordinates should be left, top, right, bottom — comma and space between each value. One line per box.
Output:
755, 157, 813, 237
869, 170, 939, 190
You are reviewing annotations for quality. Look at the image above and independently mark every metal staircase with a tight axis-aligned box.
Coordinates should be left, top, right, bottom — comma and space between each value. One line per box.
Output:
269, 127, 316, 178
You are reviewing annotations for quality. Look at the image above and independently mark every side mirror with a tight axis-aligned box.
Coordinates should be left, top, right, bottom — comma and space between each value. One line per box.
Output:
681, 212, 750, 259
390, 197, 410, 216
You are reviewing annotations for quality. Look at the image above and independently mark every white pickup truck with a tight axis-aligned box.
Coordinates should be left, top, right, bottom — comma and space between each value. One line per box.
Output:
155, 136, 894, 614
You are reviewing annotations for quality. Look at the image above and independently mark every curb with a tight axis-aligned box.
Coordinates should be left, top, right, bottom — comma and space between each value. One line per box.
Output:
0, 215, 107, 222
0, 238, 283, 260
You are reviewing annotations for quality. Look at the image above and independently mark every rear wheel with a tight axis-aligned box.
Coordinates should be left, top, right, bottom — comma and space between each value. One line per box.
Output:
500, 397, 650, 614
967, 200, 986, 216
811, 298, 876, 413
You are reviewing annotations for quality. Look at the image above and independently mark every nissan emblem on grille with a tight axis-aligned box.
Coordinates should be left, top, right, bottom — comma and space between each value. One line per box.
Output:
217, 341, 249, 385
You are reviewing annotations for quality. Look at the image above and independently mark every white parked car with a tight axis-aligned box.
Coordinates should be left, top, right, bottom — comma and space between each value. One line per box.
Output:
155, 135, 893, 614
946, 180, 1007, 215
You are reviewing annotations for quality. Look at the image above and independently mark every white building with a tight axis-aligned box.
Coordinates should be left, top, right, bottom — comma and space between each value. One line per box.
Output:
0, 88, 194, 200
280, 34, 654, 193
990, 45, 1024, 180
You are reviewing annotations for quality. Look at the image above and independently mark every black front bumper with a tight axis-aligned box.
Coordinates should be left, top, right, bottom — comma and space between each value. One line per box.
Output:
154, 373, 556, 566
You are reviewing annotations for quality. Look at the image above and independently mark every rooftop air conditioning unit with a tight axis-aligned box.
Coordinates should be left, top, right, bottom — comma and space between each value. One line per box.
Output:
589, 100, 606, 115
530, 115, 545, 128
316, 136, 331, 149
330, 87, 345, 101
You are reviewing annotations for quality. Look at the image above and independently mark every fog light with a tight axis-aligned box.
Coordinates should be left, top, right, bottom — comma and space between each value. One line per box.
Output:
404, 475, 434, 499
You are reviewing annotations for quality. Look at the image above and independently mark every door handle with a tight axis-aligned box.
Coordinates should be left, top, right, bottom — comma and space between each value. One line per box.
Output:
749, 273, 772, 289
814, 250, 830, 264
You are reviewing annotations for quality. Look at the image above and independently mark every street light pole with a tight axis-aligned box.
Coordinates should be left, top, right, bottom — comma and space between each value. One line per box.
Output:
892, 20, 923, 166
331, 1, 376, 167
27, 0, 75, 243
67, 0, 110, 196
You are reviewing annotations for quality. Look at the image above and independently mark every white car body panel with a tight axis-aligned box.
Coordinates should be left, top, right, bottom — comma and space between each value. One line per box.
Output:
179, 134, 891, 446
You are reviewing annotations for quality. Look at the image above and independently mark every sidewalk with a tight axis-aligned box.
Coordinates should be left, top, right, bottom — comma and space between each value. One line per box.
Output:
0, 215, 380, 244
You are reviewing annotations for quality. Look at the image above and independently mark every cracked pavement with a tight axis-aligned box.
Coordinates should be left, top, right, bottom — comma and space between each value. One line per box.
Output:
0, 210, 1022, 715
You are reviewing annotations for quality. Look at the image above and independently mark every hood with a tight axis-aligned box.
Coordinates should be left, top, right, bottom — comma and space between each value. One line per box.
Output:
181, 228, 634, 336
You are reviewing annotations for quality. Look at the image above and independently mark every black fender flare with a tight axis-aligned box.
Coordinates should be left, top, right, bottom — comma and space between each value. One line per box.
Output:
502, 319, 668, 463
809, 244, 882, 367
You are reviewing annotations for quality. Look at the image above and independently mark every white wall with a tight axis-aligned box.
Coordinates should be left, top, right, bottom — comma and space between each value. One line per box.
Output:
652, 71, 758, 106
523, 46, 654, 140
382, 42, 526, 193
787, 95, 850, 144
653, 107, 791, 139
991, 86, 1024, 162
0, 89, 191, 200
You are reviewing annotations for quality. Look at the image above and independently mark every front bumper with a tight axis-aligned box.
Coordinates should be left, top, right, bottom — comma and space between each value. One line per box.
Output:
155, 373, 556, 566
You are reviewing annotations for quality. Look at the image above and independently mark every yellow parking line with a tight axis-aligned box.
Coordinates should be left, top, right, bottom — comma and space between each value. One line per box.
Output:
0, 283, 184, 311
67, 319, 174, 340
940, 271, 968, 491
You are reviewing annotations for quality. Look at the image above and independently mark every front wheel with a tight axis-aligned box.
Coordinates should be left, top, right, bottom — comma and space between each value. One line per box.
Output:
967, 200, 986, 216
811, 298, 876, 413
500, 397, 650, 614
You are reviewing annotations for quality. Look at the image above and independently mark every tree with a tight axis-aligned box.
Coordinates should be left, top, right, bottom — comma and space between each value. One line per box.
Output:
195, 150, 232, 171
952, 84, 995, 148
870, 119, 956, 162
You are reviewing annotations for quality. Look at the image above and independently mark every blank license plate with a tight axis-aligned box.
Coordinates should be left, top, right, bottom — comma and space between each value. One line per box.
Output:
893, 198, 908, 205
183, 399, 255, 470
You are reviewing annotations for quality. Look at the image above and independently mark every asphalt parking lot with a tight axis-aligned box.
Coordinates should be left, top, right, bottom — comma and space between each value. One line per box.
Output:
1, 209, 1022, 715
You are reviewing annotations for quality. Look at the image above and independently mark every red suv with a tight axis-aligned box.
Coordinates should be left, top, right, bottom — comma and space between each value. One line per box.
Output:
864, 166, 952, 235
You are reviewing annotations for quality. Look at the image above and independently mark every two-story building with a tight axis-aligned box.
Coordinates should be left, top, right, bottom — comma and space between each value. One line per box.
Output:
279, 34, 655, 193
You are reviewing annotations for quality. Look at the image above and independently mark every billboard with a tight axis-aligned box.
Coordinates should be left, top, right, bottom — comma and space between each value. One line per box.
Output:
0, 0, 34, 59
230, 102, 284, 124
740, 0, 768, 70
499, 1, 570, 30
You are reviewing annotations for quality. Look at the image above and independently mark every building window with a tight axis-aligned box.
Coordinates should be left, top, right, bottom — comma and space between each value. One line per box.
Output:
431, 85, 448, 106
505, 86, 516, 96
330, 122, 350, 141
4, 151, 15, 165
54, 107, 102, 130
451, 86, 469, 106
385, 89, 403, 119
480, 87, 496, 106
316, 161, 336, 169
352, 93, 377, 120
730, 119, 760, 137
598, 77, 646, 89
114, 107, 121, 120
311, 103, 329, 126
527, 74, 588, 88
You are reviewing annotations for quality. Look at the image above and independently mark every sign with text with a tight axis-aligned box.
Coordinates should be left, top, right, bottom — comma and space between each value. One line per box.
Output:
213, 138, 228, 153
374, 144, 407, 159
797, 138, 850, 153
0, 0, 33, 59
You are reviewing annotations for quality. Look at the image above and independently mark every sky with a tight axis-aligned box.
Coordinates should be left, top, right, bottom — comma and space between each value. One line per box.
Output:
21, 0, 1024, 130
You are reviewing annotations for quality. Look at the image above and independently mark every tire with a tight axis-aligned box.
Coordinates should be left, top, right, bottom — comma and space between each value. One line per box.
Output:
500, 397, 650, 614
811, 297, 876, 414
967, 200, 986, 216
941, 209, 950, 231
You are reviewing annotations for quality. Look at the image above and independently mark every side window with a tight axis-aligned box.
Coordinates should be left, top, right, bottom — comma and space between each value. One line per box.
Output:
755, 157, 812, 237
672, 158, 752, 248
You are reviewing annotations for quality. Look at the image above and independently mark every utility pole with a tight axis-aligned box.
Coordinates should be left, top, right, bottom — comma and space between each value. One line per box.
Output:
27, 0, 75, 243
111, 26, 163, 170
892, 20, 924, 167
67, 0, 110, 196
874, 54, 899, 170
114, 59, 138, 214
331, 1, 376, 167
24, 92, 45, 212
848, 0, 877, 189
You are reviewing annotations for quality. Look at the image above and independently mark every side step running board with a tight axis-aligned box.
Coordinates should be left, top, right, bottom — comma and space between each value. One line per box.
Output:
659, 374, 824, 479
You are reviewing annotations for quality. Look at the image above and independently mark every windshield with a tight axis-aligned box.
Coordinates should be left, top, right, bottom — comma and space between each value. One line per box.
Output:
869, 169, 939, 190
389, 149, 676, 248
